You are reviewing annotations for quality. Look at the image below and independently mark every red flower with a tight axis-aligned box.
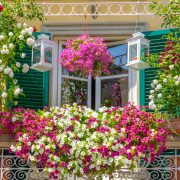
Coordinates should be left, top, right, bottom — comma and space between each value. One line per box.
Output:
0, 4, 3, 12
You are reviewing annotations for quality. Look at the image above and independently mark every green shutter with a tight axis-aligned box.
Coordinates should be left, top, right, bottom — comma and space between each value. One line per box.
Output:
139, 29, 173, 106
14, 32, 50, 110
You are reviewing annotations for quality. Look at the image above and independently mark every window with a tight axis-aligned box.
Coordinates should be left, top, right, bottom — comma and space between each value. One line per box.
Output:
57, 41, 131, 109
95, 43, 129, 109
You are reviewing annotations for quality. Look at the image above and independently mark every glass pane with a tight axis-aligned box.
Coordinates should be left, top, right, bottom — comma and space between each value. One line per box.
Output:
32, 45, 41, 65
141, 44, 148, 57
44, 46, 52, 64
101, 77, 128, 107
130, 44, 137, 61
61, 78, 88, 106
108, 44, 128, 75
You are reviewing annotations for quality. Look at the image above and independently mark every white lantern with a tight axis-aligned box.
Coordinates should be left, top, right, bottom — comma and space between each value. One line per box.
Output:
126, 32, 150, 71
31, 34, 54, 72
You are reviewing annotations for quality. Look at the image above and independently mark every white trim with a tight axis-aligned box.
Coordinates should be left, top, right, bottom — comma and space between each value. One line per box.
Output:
95, 77, 101, 110
49, 41, 58, 106
128, 69, 139, 106
43, 23, 147, 40
87, 76, 92, 108
95, 74, 128, 110
99, 74, 128, 80
57, 42, 63, 107
61, 75, 88, 82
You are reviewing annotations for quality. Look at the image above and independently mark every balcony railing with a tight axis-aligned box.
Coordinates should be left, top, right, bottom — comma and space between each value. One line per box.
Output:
36, 2, 178, 17
0, 148, 180, 180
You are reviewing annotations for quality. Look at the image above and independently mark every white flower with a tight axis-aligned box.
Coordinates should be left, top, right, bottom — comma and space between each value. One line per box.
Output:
28, 27, 33, 35
4, 67, 12, 74
0, 35, 4, 40
151, 104, 156, 110
174, 76, 178, 81
151, 83, 155, 88
3, 45, 7, 49
23, 22, 27, 28
12, 117, 16, 122
150, 90, 154, 94
8, 32, 13, 37
21, 30, 26, 35
9, 72, 14, 78
27, 38, 35, 46
153, 79, 158, 85
163, 78, 167, 83
9, 43, 14, 49
21, 53, 26, 58
155, 84, 162, 91
14, 88, 22, 96
22, 64, 29, 73
149, 95, 154, 100
169, 65, 174, 70
17, 23, 22, 28
0, 66, 3, 72
19, 35, 24, 40
16, 62, 21, 68
1, 92, 7, 99
5, 49, 9, 54
1, 49, 6, 54
175, 81, 179, 85
149, 100, 154, 106
157, 93, 162, 98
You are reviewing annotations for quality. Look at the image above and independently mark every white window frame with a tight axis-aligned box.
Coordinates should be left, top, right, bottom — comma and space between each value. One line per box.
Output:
57, 41, 92, 108
45, 23, 146, 107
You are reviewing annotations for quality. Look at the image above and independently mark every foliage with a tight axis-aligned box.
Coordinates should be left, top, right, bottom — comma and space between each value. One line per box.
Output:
0, 0, 44, 110
144, 1, 180, 118
59, 33, 113, 77
0, 104, 167, 179
150, 1, 180, 29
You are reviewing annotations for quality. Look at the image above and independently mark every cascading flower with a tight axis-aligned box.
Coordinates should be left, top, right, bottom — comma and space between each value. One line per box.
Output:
58, 33, 113, 77
0, 104, 168, 179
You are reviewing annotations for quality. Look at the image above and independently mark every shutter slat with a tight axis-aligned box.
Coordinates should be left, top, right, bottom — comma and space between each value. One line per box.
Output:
139, 29, 172, 106
14, 32, 50, 110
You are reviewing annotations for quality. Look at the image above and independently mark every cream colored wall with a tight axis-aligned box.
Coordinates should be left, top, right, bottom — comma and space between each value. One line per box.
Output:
30, 0, 167, 33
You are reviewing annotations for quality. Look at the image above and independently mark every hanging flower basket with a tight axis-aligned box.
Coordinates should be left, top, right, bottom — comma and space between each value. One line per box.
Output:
58, 33, 113, 77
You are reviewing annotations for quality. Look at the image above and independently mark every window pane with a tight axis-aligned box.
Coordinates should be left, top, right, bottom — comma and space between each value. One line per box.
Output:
101, 77, 128, 107
130, 44, 137, 61
108, 44, 128, 75
61, 78, 88, 106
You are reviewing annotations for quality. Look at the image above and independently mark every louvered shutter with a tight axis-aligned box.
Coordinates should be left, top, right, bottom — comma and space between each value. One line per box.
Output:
139, 29, 173, 107
14, 32, 50, 110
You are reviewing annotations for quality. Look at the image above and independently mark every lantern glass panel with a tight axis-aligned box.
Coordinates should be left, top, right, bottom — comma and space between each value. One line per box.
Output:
33, 45, 41, 65
141, 44, 149, 57
130, 44, 137, 61
44, 44, 52, 64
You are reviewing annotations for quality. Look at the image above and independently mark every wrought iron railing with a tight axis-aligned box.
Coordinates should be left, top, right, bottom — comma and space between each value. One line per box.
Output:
0, 148, 179, 180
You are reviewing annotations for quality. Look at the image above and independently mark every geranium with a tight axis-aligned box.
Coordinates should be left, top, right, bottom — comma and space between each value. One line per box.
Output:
59, 33, 113, 77
0, 104, 167, 179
